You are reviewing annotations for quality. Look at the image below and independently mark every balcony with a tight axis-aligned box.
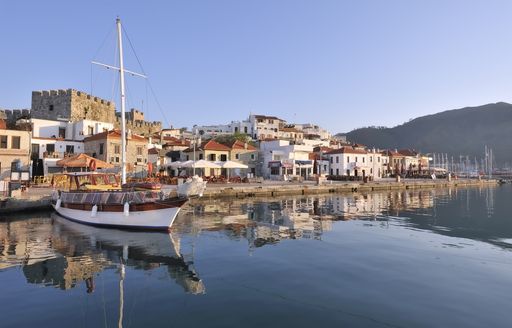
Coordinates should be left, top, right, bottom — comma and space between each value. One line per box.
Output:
43, 152, 76, 159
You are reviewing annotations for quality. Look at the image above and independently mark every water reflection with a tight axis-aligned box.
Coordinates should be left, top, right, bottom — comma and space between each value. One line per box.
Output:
0, 185, 507, 289
177, 185, 505, 249
1, 185, 510, 328
0, 214, 205, 294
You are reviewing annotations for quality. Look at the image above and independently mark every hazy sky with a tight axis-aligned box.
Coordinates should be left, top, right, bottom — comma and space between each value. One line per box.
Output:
2, 0, 512, 133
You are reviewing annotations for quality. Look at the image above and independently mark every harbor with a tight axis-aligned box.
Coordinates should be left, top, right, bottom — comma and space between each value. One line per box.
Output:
0, 178, 498, 214
1, 185, 511, 327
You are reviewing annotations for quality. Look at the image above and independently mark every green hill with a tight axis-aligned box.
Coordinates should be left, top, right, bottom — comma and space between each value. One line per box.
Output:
341, 102, 512, 165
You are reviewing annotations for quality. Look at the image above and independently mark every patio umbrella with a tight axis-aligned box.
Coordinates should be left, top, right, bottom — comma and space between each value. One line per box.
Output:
184, 160, 221, 176
168, 161, 183, 168
216, 161, 248, 180
57, 154, 113, 170
192, 160, 221, 169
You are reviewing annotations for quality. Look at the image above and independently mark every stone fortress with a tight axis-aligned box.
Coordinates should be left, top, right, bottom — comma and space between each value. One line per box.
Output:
26, 88, 162, 135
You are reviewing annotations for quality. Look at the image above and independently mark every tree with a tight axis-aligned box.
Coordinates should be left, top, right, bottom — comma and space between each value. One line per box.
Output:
214, 132, 254, 146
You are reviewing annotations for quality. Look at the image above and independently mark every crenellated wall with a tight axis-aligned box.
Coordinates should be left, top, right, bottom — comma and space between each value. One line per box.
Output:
31, 89, 115, 122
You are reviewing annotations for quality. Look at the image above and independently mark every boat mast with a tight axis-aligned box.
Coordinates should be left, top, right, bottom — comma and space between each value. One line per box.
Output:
117, 17, 127, 184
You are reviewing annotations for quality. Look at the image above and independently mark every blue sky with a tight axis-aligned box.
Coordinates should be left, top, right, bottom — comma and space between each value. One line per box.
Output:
2, 0, 512, 133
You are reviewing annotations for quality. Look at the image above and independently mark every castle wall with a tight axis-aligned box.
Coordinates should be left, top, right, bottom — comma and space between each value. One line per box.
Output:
31, 89, 115, 123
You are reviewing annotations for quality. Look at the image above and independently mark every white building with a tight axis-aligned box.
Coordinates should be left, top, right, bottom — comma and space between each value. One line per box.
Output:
295, 123, 332, 140
259, 140, 313, 180
326, 145, 378, 180
31, 118, 113, 141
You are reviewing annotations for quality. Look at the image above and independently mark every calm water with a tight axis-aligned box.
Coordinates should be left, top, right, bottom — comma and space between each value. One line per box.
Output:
1, 185, 512, 327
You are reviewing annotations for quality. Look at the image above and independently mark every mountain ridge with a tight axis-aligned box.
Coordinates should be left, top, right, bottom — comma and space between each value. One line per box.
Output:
339, 102, 512, 164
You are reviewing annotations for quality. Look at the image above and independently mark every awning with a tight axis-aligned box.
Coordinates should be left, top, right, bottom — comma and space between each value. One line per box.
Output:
295, 160, 313, 166
268, 161, 281, 168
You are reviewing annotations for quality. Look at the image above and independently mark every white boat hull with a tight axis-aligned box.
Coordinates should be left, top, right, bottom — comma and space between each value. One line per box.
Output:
53, 204, 181, 230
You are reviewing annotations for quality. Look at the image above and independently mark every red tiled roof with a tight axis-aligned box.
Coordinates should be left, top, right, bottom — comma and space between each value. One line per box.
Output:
381, 149, 401, 156
398, 149, 419, 157
231, 140, 257, 151
254, 114, 283, 121
84, 129, 147, 142
148, 148, 159, 155
183, 139, 231, 152
313, 146, 332, 153
326, 146, 367, 155
281, 127, 301, 133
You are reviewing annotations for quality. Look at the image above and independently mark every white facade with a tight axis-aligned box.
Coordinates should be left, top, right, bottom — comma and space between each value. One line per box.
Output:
326, 147, 373, 179
31, 118, 113, 141
192, 124, 233, 138
295, 123, 332, 140
32, 137, 85, 160
260, 140, 313, 180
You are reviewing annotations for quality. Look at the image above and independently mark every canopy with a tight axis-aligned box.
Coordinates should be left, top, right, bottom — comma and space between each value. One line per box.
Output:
191, 160, 221, 169
168, 161, 183, 168
178, 160, 195, 168
216, 160, 248, 169
56, 154, 113, 169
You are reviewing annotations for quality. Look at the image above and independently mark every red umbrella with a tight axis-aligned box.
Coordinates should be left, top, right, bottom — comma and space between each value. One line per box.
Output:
147, 162, 153, 176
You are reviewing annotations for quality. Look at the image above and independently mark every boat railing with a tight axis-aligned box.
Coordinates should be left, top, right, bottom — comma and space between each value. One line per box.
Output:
60, 190, 162, 205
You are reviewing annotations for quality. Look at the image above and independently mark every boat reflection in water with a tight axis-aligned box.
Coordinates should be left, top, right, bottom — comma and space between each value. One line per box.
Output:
17, 213, 205, 295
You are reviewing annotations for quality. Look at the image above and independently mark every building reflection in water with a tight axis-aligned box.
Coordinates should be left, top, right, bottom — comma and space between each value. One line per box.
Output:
0, 186, 501, 293
176, 189, 451, 249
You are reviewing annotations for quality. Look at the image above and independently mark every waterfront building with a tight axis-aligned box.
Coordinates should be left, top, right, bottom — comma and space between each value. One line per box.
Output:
325, 145, 377, 179
0, 122, 30, 180
259, 139, 314, 180
277, 126, 304, 142
83, 129, 148, 172
182, 140, 231, 176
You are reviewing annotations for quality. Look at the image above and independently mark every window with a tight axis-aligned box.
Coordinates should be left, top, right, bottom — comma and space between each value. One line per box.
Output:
88, 126, 94, 135
0, 136, 7, 149
46, 144, 55, 153
220, 154, 227, 161
99, 143, 104, 155
114, 145, 121, 154
244, 127, 248, 134
49, 105, 54, 111
251, 154, 255, 160
336, 156, 339, 164
66, 145, 74, 154
378, 157, 380, 163
115, 157, 120, 163
355, 157, 358, 162
336, 168, 339, 175
330, 157, 333, 164
235, 153, 240, 160
362, 157, 365, 163
58, 128, 66, 139
11, 136, 20, 149
370, 157, 372, 162
199, 154, 204, 160
347, 156, 350, 163
137, 146, 143, 156
31, 144, 39, 158
330, 169, 333, 175
270, 167, 280, 175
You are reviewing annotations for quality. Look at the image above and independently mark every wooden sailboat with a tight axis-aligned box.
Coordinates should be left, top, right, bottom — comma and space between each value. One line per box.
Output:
52, 18, 205, 230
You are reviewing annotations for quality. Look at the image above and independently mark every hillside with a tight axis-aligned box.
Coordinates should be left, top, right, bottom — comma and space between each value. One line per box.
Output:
341, 102, 512, 164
